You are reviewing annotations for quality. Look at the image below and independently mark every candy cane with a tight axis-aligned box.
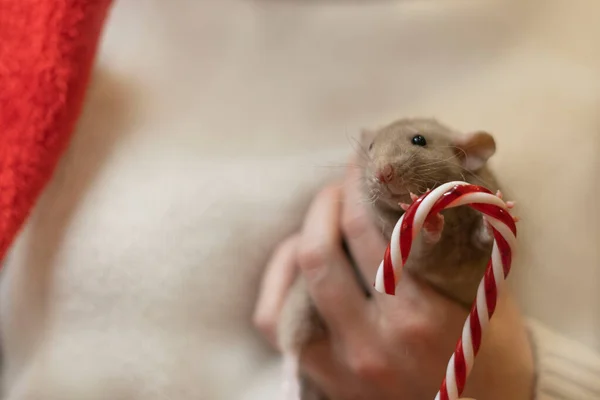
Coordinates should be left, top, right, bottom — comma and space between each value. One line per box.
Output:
373, 181, 517, 400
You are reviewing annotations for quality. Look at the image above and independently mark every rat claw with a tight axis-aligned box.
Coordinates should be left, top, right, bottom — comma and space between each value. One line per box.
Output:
410, 192, 419, 202
496, 190, 516, 209
513, 215, 521, 223
399, 202, 411, 211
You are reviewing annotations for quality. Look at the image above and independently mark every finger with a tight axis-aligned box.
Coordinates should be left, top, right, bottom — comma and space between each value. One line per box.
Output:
299, 338, 349, 399
341, 155, 388, 280
297, 185, 368, 334
253, 234, 301, 348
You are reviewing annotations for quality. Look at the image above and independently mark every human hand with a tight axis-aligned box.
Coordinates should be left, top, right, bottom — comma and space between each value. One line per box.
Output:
254, 155, 534, 400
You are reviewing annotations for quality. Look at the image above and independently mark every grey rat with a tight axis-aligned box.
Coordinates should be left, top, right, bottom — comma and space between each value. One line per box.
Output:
277, 117, 506, 400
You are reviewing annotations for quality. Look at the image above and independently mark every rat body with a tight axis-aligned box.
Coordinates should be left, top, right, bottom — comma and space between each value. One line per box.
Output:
277, 118, 503, 400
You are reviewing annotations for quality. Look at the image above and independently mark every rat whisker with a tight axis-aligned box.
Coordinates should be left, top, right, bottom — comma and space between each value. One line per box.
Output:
315, 163, 364, 170
360, 195, 378, 206
348, 135, 372, 163
362, 188, 381, 205
408, 177, 433, 186
419, 154, 463, 168
410, 170, 443, 181
457, 168, 496, 189
433, 144, 468, 157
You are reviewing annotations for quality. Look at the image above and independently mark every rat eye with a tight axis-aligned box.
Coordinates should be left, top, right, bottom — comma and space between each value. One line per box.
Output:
411, 134, 427, 147
368, 141, 374, 151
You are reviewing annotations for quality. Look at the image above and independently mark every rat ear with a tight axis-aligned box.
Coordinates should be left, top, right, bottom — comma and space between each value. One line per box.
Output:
453, 131, 496, 171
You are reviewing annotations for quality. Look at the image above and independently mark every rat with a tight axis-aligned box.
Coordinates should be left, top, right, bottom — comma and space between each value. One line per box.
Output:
276, 117, 514, 400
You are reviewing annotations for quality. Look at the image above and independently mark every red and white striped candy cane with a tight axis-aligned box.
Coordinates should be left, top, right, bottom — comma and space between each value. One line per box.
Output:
373, 181, 518, 400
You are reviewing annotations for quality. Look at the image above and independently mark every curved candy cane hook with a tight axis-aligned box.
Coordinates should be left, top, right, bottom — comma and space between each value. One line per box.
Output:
373, 182, 518, 400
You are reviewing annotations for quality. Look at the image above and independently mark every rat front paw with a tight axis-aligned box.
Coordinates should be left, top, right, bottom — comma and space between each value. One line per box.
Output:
399, 191, 444, 244
422, 212, 444, 244
399, 192, 421, 212
496, 190, 517, 209
496, 190, 519, 222
476, 217, 495, 246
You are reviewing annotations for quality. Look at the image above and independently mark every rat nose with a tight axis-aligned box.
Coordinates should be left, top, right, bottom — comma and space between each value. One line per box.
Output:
375, 164, 394, 183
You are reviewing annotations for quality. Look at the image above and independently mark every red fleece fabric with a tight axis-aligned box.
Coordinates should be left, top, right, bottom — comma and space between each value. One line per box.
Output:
0, 0, 113, 261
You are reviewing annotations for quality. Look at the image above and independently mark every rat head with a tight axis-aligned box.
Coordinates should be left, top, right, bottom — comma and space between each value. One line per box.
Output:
362, 118, 496, 211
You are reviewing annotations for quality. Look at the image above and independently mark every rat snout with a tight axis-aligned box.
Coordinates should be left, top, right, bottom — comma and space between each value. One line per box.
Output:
375, 164, 394, 184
